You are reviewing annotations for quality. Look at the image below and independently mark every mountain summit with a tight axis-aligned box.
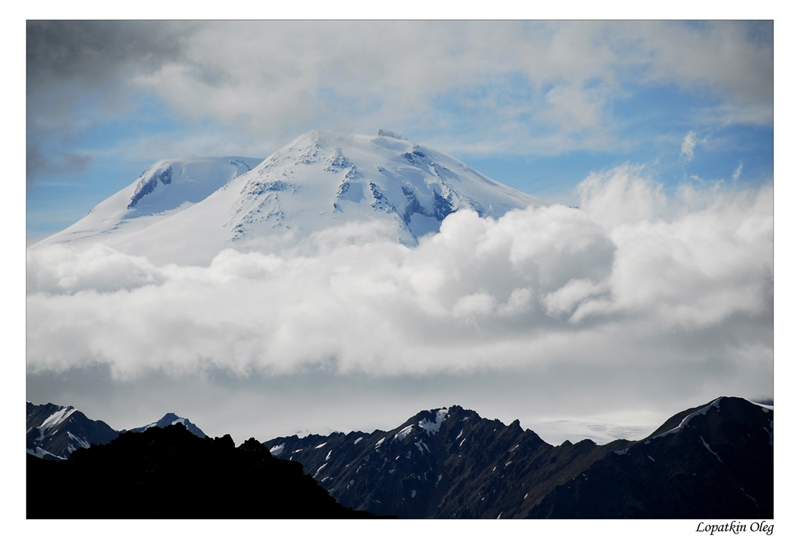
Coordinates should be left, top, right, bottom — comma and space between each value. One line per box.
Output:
125, 412, 207, 438
33, 131, 544, 264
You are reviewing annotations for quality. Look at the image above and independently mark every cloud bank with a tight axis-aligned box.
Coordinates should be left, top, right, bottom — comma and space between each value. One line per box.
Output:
27, 167, 774, 402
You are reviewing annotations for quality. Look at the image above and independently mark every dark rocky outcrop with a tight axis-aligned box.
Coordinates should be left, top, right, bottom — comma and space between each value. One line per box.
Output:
27, 423, 383, 519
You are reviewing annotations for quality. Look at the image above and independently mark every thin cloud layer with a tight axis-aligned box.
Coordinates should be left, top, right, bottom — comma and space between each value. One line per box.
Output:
27, 167, 773, 400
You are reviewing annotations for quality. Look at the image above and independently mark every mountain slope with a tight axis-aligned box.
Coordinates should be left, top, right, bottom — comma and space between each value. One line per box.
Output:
32, 130, 544, 265
33, 156, 261, 261
27, 424, 382, 519
263, 397, 773, 518
526, 397, 774, 518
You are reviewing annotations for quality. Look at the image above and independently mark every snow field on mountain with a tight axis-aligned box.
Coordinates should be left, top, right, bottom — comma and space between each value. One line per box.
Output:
27, 164, 772, 408
37, 407, 76, 441
37, 157, 262, 255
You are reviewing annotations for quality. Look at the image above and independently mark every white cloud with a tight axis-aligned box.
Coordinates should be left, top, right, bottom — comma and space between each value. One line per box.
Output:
732, 162, 743, 182
27, 167, 773, 400
577, 165, 667, 228
681, 131, 698, 160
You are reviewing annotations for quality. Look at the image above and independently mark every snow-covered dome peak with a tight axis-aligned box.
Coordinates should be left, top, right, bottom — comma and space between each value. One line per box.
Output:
32, 131, 545, 265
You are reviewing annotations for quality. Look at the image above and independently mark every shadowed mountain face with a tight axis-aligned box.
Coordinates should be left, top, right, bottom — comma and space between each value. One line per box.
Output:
526, 397, 774, 518
27, 424, 382, 519
263, 397, 773, 519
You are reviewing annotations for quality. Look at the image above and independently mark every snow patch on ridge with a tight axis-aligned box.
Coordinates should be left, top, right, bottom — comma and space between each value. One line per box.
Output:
66, 432, 90, 453
419, 408, 449, 436
395, 424, 415, 441
654, 397, 723, 438
37, 407, 77, 440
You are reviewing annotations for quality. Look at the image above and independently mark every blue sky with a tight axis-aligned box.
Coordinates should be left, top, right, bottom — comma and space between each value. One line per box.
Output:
26, 20, 773, 243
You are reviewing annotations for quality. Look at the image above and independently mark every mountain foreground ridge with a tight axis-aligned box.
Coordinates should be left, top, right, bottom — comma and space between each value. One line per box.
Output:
25, 396, 772, 518
32, 130, 544, 264
27, 423, 381, 519
263, 396, 773, 518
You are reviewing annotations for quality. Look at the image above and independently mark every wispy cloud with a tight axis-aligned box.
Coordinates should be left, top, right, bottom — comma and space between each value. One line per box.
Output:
732, 162, 744, 182
681, 131, 698, 160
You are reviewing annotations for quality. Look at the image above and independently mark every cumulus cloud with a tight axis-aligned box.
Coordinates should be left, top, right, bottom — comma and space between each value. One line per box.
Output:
26, 167, 773, 399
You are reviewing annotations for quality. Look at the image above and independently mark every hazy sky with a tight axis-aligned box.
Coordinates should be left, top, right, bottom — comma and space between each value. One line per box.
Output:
24, 20, 775, 450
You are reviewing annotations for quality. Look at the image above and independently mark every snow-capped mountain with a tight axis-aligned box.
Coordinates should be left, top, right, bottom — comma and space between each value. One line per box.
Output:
126, 412, 206, 438
263, 397, 773, 518
26, 402, 205, 459
32, 130, 544, 264
26, 402, 119, 460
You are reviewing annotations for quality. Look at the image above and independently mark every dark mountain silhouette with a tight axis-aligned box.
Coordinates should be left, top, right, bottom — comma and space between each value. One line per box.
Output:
263, 397, 773, 518
27, 423, 383, 519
